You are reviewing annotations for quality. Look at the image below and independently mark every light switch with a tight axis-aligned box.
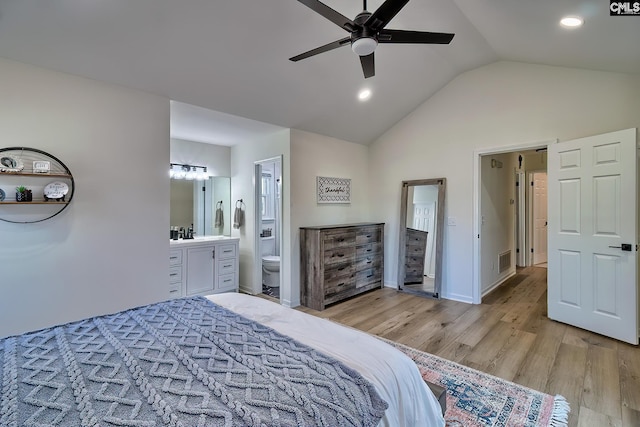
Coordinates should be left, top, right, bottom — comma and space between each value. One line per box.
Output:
447, 216, 457, 226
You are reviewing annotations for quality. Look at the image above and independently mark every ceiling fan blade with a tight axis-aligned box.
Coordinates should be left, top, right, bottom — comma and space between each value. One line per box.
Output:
359, 53, 375, 78
289, 37, 351, 62
297, 0, 358, 31
378, 29, 455, 44
365, 0, 410, 31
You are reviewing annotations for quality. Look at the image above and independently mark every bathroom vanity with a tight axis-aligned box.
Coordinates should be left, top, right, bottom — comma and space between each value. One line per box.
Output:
169, 236, 239, 298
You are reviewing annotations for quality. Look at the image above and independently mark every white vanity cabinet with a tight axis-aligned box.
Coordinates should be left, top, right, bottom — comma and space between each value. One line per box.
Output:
168, 237, 239, 298
186, 245, 216, 296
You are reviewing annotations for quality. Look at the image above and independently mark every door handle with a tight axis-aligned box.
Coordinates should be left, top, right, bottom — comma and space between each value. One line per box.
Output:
609, 244, 632, 251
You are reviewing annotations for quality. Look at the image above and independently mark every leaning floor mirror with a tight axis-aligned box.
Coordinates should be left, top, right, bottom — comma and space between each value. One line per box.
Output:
397, 178, 446, 299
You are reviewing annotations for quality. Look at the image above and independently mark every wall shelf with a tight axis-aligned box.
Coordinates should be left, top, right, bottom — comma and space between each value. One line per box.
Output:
0, 201, 70, 205
0, 172, 72, 179
0, 147, 75, 223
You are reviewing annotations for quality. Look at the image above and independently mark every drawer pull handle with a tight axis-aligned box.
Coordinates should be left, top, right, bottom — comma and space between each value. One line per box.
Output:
366, 260, 372, 264
170, 256, 178, 260
224, 250, 232, 253
336, 253, 344, 258
338, 282, 345, 286
224, 264, 232, 268
170, 273, 178, 277
338, 266, 345, 271
367, 274, 374, 278
366, 249, 372, 252
366, 234, 371, 238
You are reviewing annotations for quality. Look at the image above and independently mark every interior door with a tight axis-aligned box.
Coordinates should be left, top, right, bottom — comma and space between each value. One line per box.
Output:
532, 172, 548, 265
547, 128, 638, 344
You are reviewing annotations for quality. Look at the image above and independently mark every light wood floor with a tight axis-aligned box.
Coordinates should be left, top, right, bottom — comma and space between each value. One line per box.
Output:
297, 266, 640, 427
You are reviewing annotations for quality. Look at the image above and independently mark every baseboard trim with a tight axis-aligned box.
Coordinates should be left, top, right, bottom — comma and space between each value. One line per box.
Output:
440, 292, 474, 304
481, 270, 517, 298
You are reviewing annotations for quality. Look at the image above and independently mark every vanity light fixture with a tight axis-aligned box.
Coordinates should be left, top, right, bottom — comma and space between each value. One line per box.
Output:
358, 88, 372, 101
560, 16, 583, 28
169, 163, 209, 180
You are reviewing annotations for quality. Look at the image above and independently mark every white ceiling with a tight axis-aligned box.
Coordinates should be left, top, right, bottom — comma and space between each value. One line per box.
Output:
0, 0, 637, 145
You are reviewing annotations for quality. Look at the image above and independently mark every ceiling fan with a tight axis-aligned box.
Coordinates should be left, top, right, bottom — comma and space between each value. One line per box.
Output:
289, 0, 455, 78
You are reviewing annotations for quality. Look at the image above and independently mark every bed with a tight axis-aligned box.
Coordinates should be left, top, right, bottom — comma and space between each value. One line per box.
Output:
0, 293, 445, 427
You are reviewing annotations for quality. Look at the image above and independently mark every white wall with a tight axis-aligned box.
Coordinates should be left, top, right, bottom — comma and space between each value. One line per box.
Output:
230, 129, 291, 302
0, 58, 169, 338
370, 61, 640, 303
290, 129, 371, 301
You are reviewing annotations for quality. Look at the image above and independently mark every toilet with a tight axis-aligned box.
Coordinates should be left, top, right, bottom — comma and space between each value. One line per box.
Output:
262, 255, 280, 288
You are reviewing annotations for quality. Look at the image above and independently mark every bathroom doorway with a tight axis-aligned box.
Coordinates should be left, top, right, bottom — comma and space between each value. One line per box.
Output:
254, 157, 282, 299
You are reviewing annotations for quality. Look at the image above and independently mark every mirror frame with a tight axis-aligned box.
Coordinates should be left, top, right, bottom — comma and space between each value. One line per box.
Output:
397, 178, 446, 299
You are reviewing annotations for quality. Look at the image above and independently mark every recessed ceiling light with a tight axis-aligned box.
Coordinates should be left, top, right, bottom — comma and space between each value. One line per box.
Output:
358, 89, 372, 101
560, 16, 583, 28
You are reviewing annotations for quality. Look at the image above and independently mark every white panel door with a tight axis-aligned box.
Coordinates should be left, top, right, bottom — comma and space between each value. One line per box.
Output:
548, 128, 638, 344
532, 172, 548, 265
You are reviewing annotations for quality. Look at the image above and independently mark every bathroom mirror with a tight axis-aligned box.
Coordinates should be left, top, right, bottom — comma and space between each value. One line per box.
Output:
170, 176, 231, 237
397, 178, 446, 298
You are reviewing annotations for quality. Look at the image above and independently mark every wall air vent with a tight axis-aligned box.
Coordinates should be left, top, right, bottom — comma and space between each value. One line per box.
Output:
499, 250, 511, 273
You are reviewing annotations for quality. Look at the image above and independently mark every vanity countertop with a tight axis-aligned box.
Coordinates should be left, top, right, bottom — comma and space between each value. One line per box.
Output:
169, 236, 238, 247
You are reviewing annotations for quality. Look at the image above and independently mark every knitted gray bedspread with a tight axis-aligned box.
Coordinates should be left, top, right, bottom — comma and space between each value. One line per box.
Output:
0, 296, 388, 427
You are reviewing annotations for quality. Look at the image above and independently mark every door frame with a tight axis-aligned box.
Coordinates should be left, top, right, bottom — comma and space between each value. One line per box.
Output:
472, 139, 556, 304
253, 156, 283, 298
515, 171, 527, 267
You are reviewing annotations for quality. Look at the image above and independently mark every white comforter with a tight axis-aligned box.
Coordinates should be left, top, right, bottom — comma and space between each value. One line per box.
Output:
208, 293, 445, 427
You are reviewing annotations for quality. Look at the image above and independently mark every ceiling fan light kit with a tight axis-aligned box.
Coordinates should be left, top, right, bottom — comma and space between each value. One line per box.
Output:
290, 0, 455, 79
352, 37, 377, 56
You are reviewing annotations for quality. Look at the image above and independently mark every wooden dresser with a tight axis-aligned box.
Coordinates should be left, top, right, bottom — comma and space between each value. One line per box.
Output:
300, 223, 384, 310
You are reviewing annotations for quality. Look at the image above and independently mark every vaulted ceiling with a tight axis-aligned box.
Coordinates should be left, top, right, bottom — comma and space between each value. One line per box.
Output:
0, 0, 637, 145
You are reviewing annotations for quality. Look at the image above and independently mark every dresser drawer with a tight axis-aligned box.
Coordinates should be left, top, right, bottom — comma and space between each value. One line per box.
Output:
324, 246, 356, 265
324, 274, 356, 298
406, 229, 428, 246
169, 266, 182, 284
405, 254, 425, 268
356, 242, 382, 259
217, 244, 237, 259
354, 255, 382, 271
169, 250, 183, 266
325, 261, 356, 280
356, 267, 382, 288
217, 258, 236, 275
356, 226, 382, 245
323, 230, 356, 249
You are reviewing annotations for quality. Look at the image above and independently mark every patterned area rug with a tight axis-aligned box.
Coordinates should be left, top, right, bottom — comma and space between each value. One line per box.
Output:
384, 339, 569, 427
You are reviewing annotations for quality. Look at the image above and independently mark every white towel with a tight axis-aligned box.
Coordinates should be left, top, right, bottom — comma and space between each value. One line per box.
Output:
214, 207, 223, 228
233, 206, 244, 229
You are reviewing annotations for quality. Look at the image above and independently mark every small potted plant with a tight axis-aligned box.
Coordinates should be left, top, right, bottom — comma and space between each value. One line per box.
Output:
15, 185, 29, 202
